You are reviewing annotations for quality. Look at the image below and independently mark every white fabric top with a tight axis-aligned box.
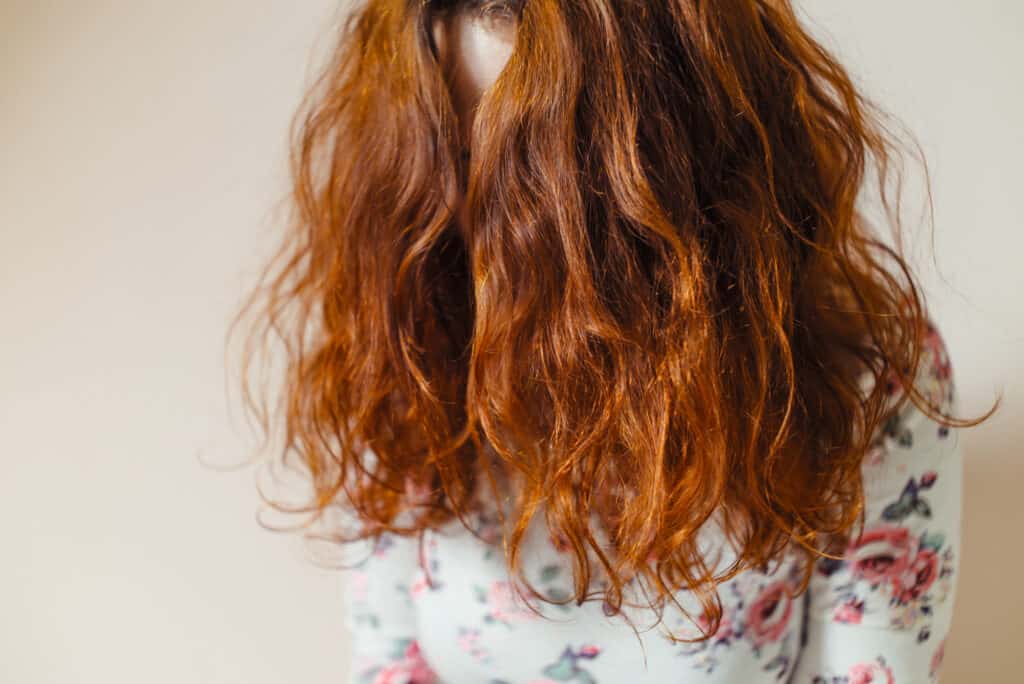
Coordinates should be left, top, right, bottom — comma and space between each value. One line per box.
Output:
338, 324, 962, 683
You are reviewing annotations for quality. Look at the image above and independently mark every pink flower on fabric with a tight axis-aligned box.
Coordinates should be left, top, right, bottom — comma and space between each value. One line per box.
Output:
371, 665, 408, 684
471, 509, 504, 546
895, 547, 939, 603
547, 529, 571, 553
832, 598, 864, 624
745, 580, 795, 648
847, 658, 895, 684
864, 443, 886, 467
404, 475, 434, 504
696, 609, 736, 641
372, 640, 438, 684
487, 580, 540, 624
846, 523, 917, 589
456, 627, 478, 650
372, 534, 395, 558
410, 572, 430, 599
922, 325, 952, 381
579, 644, 601, 657
930, 636, 947, 677
347, 570, 370, 603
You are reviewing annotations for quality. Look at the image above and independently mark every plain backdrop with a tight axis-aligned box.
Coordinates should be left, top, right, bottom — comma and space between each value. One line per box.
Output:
2, 1, 1021, 682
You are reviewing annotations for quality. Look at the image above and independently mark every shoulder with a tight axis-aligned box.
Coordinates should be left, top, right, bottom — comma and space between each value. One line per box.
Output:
806, 317, 964, 630
859, 318, 961, 501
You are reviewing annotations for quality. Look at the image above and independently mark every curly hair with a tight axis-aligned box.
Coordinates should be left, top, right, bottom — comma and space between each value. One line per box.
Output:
227, 0, 996, 643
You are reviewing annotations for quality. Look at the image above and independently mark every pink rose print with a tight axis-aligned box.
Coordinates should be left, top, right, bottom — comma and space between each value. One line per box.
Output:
917, 323, 954, 410
832, 598, 864, 625
456, 626, 491, 664
456, 629, 479, 652
919, 470, 938, 488
348, 570, 370, 604
922, 325, 952, 381
879, 319, 951, 411
930, 636, 947, 678
486, 580, 541, 625
410, 572, 430, 599
864, 443, 886, 467
895, 547, 939, 603
548, 529, 571, 553
847, 658, 894, 684
372, 639, 438, 684
696, 609, 736, 641
846, 523, 916, 590
745, 580, 795, 648
373, 534, 396, 558
473, 509, 504, 546
404, 474, 435, 505
416, 531, 442, 591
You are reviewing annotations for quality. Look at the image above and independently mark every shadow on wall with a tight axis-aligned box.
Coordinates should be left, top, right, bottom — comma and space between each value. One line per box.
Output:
945, 393, 1023, 682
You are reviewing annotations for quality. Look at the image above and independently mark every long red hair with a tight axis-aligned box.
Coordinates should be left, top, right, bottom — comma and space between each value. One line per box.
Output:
228, 0, 996, 641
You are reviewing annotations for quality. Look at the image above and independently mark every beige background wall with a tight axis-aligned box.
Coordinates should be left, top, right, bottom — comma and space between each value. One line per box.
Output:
2, 1, 1020, 681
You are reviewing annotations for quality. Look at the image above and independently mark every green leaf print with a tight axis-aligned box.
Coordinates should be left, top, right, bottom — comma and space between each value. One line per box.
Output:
920, 530, 946, 551
540, 564, 562, 583
540, 645, 602, 683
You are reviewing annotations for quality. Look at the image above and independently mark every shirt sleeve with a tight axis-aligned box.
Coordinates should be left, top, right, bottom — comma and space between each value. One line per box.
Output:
789, 323, 964, 683
337, 502, 441, 684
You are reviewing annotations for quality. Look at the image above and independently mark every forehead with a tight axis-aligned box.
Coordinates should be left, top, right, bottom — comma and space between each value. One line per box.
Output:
427, 0, 523, 12
427, 1, 520, 41
428, 4, 518, 81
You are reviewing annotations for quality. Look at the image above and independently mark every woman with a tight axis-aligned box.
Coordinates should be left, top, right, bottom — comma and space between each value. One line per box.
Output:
230, 1, 997, 681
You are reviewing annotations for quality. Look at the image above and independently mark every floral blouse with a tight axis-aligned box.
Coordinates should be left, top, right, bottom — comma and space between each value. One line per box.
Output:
338, 322, 962, 683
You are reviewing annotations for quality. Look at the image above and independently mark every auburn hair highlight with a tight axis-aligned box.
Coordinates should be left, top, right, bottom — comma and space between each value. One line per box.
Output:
228, 0, 996, 642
